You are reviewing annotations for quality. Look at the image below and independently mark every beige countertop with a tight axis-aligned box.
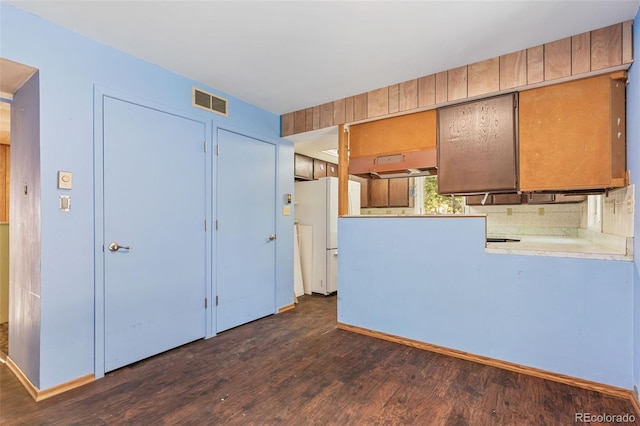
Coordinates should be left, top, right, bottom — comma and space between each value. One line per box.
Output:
340, 215, 633, 261
485, 234, 632, 262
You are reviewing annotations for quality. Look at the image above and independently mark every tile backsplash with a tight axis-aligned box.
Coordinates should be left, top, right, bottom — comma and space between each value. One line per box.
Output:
468, 184, 635, 238
467, 203, 583, 236
601, 185, 634, 237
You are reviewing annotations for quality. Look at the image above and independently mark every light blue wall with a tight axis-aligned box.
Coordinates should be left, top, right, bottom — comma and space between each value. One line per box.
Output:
338, 217, 634, 388
1, 4, 293, 389
629, 8, 640, 396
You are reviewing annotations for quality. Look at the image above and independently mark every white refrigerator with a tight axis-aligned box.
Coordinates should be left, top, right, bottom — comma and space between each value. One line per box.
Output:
294, 177, 360, 295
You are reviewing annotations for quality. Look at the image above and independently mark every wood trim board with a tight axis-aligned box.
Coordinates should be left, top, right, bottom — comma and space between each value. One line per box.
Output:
6, 356, 95, 401
337, 322, 639, 411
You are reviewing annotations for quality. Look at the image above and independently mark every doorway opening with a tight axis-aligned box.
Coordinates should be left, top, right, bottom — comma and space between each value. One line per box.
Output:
0, 57, 39, 364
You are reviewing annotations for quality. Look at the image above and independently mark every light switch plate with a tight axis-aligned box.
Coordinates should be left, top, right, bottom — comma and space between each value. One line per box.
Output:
283, 206, 291, 216
58, 171, 73, 190
59, 195, 71, 211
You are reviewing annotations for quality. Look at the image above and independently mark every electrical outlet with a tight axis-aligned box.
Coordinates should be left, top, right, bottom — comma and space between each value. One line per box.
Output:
506, 208, 512, 216
538, 207, 545, 216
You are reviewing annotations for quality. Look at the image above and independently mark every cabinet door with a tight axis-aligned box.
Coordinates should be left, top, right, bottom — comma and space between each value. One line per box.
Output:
327, 163, 338, 177
388, 178, 410, 207
369, 179, 389, 207
465, 195, 488, 206
466, 193, 522, 205
438, 93, 517, 194
313, 159, 327, 179
350, 110, 436, 158
492, 193, 523, 205
519, 72, 626, 191
294, 154, 313, 180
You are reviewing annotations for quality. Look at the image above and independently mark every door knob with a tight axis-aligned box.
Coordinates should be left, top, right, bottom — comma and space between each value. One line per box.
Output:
108, 242, 132, 252
268, 234, 277, 241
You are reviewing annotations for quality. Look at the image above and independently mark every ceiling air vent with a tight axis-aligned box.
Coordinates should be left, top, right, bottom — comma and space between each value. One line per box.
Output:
192, 87, 228, 116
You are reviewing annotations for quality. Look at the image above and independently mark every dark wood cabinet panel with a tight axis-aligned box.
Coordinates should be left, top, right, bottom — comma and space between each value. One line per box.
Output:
358, 178, 369, 208
467, 192, 586, 206
295, 154, 338, 181
465, 195, 487, 206
492, 193, 524, 205
388, 178, 410, 207
526, 194, 586, 204
438, 93, 517, 195
366, 178, 411, 208
369, 179, 389, 207
313, 159, 327, 179
294, 153, 313, 180
466, 193, 523, 206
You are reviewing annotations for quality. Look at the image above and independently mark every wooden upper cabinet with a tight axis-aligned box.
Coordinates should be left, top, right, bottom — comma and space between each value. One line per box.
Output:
349, 110, 437, 158
294, 153, 313, 180
326, 163, 338, 177
369, 179, 389, 207
367, 178, 411, 208
519, 72, 627, 192
437, 93, 518, 194
388, 178, 410, 207
313, 159, 327, 179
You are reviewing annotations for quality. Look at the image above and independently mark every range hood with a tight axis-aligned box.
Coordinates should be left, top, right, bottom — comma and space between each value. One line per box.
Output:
349, 149, 437, 179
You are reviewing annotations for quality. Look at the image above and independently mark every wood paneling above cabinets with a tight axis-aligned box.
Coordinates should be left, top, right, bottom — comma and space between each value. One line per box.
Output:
281, 21, 632, 138
544, 37, 572, 81
468, 58, 499, 98
500, 51, 527, 90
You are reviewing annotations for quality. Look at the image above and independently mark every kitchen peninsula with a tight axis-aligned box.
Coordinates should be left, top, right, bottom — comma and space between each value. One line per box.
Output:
336, 214, 633, 390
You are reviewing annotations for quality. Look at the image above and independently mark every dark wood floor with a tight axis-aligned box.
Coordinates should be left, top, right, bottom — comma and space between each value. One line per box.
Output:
1, 295, 638, 425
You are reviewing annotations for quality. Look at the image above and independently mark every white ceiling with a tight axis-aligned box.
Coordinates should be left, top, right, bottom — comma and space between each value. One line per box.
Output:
4, 0, 640, 158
